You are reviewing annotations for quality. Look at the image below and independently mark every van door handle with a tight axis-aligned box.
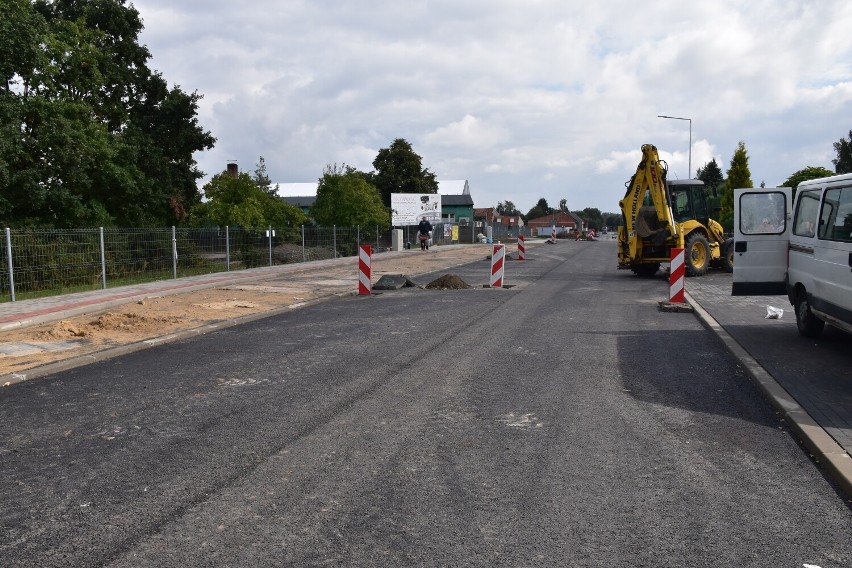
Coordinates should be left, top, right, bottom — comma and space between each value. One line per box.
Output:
734, 241, 747, 253
848, 252, 852, 268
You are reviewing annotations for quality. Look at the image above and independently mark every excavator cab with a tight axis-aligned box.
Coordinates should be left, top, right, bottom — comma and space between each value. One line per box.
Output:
668, 180, 710, 225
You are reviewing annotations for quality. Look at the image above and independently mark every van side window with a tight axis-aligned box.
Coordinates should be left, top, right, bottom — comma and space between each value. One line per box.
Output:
819, 186, 852, 242
793, 190, 820, 237
739, 191, 786, 234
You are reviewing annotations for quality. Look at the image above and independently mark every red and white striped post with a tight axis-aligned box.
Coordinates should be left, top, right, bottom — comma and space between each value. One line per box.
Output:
517, 235, 526, 260
669, 248, 685, 303
490, 244, 505, 288
358, 245, 372, 295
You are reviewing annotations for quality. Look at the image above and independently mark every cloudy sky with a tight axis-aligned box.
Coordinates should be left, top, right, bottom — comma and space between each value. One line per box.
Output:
131, 0, 852, 214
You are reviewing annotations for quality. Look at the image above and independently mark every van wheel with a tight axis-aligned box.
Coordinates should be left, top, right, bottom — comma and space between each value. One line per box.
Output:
684, 233, 710, 276
795, 291, 825, 338
722, 238, 734, 273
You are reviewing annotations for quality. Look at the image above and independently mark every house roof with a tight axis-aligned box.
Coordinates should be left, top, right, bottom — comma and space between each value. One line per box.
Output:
282, 196, 316, 208
441, 194, 473, 206
526, 211, 579, 226
274, 180, 472, 205
274, 182, 318, 197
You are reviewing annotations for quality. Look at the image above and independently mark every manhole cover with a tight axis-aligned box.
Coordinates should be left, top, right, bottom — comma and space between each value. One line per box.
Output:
373, 274, 419, 290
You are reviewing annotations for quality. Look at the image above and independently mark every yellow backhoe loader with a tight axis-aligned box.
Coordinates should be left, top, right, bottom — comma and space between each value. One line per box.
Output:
617, 144, 733, 277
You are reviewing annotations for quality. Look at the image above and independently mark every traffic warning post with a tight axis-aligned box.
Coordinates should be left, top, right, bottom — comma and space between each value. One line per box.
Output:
658, 247, 693, 312
490, 244, 505, 288
358, 245, 372, 295
517, 235, 526, 260
669, 247, 684, 303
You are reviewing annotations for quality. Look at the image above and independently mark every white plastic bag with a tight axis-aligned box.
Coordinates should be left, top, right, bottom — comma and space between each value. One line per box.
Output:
765, 305, 784, 319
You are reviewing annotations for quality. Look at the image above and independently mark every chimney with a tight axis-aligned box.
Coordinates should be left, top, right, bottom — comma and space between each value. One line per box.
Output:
226, 161, 238, 178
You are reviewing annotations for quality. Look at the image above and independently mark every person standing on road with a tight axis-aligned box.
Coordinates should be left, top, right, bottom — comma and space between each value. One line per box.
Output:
418, 216, 433, 251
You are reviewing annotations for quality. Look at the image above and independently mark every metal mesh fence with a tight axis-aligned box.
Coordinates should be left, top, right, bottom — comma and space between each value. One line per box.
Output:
0, 225, 444, 303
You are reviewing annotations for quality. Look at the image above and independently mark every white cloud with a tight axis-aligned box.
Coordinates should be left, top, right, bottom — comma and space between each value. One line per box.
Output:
131, 0, 852, 213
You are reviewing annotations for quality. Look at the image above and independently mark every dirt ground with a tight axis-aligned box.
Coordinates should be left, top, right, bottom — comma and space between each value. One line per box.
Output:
1, 245, 498, 378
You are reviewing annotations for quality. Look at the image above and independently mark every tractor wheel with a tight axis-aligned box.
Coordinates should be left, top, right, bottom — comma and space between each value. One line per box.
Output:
631, 262, 660, 277
795, 290, 825, 338
722, 238, 734, 273
684, 233, 710, 276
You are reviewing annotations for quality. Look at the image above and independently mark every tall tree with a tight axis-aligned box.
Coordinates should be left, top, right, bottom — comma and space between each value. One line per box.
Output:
253, 156, 278, 196
371, 138, 439, 207
525, 198, 552, 220
580, 207, 603, 231
0, 0, 214, 228
190, 172, 306, 230
720, 141, 753, 229
781, 166, 835, 199
496, 200, 519, 216
312, 164, 389, 228
832, 130, 852, 174
696, 158, 724, 195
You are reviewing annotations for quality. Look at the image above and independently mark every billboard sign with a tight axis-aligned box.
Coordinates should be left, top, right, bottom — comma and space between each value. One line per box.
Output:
391, 193, 441, 226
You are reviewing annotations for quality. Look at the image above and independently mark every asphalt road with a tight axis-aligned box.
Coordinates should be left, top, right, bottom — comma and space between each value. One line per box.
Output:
1, 241, 850, 567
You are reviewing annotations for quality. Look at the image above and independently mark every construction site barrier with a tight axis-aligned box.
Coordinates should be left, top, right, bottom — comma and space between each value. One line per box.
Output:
669, 248, 685, 303
490, 244, 505, 288
517, 235, 525, 260
358, 245, 372, 295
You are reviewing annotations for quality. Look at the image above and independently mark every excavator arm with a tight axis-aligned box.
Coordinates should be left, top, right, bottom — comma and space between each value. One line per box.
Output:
618, 144, 677, 265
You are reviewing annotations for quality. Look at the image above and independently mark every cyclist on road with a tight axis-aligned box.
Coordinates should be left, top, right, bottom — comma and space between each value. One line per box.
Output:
418, 216, 433, 251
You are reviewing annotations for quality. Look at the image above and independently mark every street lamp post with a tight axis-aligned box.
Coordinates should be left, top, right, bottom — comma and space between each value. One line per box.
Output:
657, 115, 692, 179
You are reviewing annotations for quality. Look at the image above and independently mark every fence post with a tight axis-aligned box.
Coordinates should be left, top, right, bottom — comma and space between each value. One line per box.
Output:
172, 226, 177, 279
226, 225, 230, 272
99, 227, 106, 289
5, 228, 14, 302
268, 225, 273, 266
376, 225, 379, 251
333, 225, 337, 258
301, 225, 306, 262
357, 226, 360, 252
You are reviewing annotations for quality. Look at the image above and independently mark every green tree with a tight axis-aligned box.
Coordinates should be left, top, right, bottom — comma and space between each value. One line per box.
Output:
191, 172, 307, 229
781, 166, 835, 199
832, 130, 852, 174
371, 138, 439, 206
525, 198, 552, 220
0, 0, 214, 228
603, 212, 620, 230
312, 164, 390, 228
496, 200, 520, 216
697, 159, 726, 216
696, 158, 724, 195
558, 198, 569, 213
253, 156, 278, 196
720, 141, 753, 230
580, 207, 603, 231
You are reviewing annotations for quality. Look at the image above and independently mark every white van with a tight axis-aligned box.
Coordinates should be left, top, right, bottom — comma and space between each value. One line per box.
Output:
732, 174, 852, 337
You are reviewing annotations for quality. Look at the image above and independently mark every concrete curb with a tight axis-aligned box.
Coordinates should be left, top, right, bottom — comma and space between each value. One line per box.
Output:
686, 290, 852, 500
